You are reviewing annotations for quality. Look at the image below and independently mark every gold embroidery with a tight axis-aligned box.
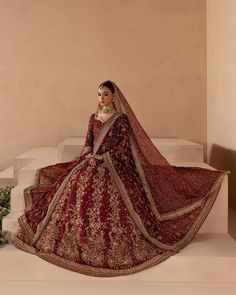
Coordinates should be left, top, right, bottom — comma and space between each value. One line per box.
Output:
80, 165, 106, 266
93, 113, 122, 155
13, 161, 178, 276
81, 146, 92, 155
106, 178, 162, 269
129, 134, 227, 221
103, 151, 176, 251
103, 150, 227, 252
35, 168, 86, 258
106, 178, 134, 268
32, 160, 87, 245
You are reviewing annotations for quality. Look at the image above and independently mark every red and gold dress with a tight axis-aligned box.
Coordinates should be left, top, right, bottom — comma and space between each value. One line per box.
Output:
13, 110, 228, 277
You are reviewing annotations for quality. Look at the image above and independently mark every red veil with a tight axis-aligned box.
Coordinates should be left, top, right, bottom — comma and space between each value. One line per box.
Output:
13, 80, 231, 276
99, 81, 229, 251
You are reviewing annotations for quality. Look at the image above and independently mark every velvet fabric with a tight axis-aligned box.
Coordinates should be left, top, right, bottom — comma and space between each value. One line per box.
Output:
13, 82, 229, 277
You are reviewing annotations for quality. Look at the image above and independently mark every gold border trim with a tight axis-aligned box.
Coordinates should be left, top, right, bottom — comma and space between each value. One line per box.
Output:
93, 113, 123, 155
18, 214, 35, 242
34, 168, 41, 185
129, 133, 227, 221
24, 186, 34, 212
13, 234, 36, 254
103, 151, 177, 251
14, 159, 88, 247
103, 151, 226, 252
13, 234, 174, 277
81, 146, 92, 156
31, 160, 87, 245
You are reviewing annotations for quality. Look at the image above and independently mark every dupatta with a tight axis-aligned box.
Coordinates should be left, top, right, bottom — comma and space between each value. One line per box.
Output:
96, 81, 230, 223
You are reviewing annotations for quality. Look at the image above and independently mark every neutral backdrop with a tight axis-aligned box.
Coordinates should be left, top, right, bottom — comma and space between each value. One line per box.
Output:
0, 0, 206, 170
207, 0, 236, 209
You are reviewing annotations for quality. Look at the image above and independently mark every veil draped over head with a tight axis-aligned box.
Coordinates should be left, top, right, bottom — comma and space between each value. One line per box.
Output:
97, 80, 229, 222
12, 79, 231, 277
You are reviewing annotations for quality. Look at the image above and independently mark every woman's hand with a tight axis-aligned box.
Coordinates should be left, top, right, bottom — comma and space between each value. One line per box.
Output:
85, 153, 103, 160
85, 153, 103, 166
75, 149, 93, 162
94, 154, 103, 161
85, 152, 93, 158
87, 157, 97, 166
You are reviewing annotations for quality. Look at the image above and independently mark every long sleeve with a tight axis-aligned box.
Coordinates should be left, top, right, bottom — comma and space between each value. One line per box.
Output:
75, 114, 94, 162
102, 114, 131, 165
83, 114, 94, 150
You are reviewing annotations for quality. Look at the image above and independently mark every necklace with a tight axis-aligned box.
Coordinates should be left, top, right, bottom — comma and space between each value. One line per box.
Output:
100, 106, 115, 114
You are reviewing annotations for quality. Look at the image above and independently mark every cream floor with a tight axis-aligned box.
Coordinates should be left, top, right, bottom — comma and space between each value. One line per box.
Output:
1, 231, 236, 294
1, 138, 236, 294
1, 281, 236, 295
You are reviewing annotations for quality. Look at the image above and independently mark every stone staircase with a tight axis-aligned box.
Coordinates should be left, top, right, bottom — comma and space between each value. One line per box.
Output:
0, 137, 236, 291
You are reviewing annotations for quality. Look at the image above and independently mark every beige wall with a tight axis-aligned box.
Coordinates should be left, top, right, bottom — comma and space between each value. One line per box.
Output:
0, 0, 206, 171
207, 0, 236, 209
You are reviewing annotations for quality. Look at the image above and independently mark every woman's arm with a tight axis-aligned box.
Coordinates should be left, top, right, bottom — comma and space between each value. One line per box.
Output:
102, 114, 131, 163
75, 114, 94, 161
84, 114, 131, 167
85, 114, 130, 164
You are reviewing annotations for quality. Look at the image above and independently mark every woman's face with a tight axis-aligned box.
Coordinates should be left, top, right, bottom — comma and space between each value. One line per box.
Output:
98, 86, 114, 107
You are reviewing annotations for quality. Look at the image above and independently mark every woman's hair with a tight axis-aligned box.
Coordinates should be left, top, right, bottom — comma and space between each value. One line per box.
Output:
98, 80, 115, 93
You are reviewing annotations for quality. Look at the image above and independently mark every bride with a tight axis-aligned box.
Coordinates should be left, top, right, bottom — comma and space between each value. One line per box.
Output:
13, 80, 229, 277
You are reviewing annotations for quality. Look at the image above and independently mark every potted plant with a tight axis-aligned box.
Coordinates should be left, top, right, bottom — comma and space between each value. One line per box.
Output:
0, 186, 13, 245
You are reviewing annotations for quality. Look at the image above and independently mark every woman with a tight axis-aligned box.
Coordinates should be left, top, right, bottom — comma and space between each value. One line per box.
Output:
13, 80, 229, 277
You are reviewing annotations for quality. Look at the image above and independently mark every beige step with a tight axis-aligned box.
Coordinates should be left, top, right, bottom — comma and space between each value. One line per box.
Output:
10, 184, 30, 212
2, 210, 23, 240
0, 233, 236, 282
17, 158, 58, 185
152, 138, 203, 162
58, 137, 204, 162
13, 147, 57, 180
57, 137, 84, 162
0, 166, 17, 187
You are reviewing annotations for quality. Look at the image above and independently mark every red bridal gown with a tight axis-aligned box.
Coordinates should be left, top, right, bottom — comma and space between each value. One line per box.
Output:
13, 112, 226, 277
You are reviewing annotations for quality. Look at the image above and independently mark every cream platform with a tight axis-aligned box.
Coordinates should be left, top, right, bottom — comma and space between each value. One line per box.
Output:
1, 137, 228, 236
0, 137, 235, 294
